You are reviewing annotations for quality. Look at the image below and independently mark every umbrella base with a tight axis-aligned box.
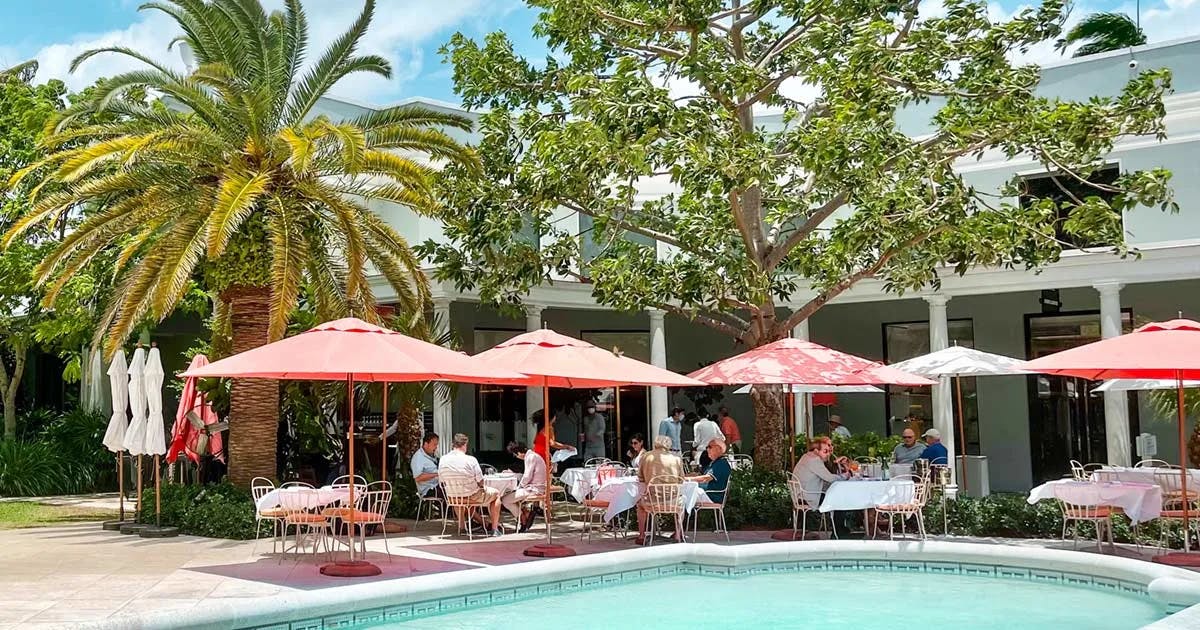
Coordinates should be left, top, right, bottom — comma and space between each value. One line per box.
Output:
119, 523, 151, 535
139, 526, 179, 538
523, 544, 577, 558
320, 560, 382, 577
1152, 552, 1200, 567
101, 520, 135, 532
771, 529, 828, 541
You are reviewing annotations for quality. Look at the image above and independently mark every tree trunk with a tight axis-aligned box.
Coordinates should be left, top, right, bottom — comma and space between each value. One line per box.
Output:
224, 287, 279, 486
750, 385, 787, 471
0, 340, 26, 441
396, 402, 423, 463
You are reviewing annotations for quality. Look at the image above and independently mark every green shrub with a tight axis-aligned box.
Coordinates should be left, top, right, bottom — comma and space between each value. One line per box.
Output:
139, 482, 258, 539
38, 408, 115, 492
831, 432, 903, 461
0, 440, 72, 496
724, 467, 794, 530
388, 473, 420, 520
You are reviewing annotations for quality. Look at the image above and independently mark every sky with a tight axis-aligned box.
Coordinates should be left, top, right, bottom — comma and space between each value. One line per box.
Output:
1, 0, 1198, 107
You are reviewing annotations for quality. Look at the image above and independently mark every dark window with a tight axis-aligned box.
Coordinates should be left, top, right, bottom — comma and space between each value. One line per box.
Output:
881, 319, 978, 454
1017, 165, 1120, 250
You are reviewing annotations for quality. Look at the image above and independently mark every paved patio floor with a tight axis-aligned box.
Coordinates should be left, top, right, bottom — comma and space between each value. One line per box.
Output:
0, 514, 1175, 629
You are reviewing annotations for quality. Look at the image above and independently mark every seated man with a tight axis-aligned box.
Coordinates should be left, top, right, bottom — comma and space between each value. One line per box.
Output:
689, 439, 732, 503
437, 433, 504, 537
793, 436, 849, 503
635, 435, 685, 545
918, 429, 949, 465
891, 429, 926, 464
501, 442, 547, 533
410, 431, 442, 499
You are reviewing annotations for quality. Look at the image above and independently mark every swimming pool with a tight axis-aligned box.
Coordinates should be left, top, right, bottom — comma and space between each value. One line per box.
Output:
352, 565, 1162, 630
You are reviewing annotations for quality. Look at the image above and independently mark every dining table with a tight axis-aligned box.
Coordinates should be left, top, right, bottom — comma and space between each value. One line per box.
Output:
591, 477, 710, 523
483, 472, 521, 494
256, 485, 351, 512
1027, 479, 1163, 524
818, 478, 916, 513
559, 467, 599, 502
1091, 466, 1200, 488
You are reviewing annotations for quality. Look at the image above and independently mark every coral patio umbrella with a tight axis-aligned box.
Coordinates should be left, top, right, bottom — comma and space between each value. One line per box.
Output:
168, 354, 224, 466
185, 317, 529, 577
688, 338, 934, 464
1022, 318, 1200, 567
472, 328, 706, 557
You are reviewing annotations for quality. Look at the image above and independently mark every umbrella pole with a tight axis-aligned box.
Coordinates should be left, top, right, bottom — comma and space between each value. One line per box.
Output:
321, 376, 381, 577
154, 455, 161, 527
135, 456, 143, 523
615, 386, 622, 462
955, 376, 969, 495
524, 378, 575, 558
788, 391, 796, 470
1155, 371, 1200, 567
118, 453, 125, 521
381, 384, 388, 481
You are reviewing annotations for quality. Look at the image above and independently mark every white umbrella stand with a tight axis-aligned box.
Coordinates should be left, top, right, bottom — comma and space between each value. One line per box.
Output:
140, 343, 178, 538
120, 345, 150, 535
101, 349, 132, 531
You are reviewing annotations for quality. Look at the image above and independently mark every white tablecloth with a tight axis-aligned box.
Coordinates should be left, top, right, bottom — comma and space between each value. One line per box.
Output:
592, 478, 709, 522
819, 479, 915, 513
483, 473, 520, 494
1027, 480, 1163, 524
560, 468, 598, 502
1093, 466, 1200, 487
256, 486, 350, 511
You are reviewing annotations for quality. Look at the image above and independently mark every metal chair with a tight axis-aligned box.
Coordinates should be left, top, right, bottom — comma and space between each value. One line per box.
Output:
1155, 468, 1200, 553
348, 481, 393, 561
642, 474, 685, 546
785, 472, 830, 540
480, 464, 498, 476
691, 484, 730, 543
1068, 460, 1103, 481
730, 454, 753, 470
440, 472, 490, 539
278, 488, 331, 564
584, 457, 610, 469
875, 474, 929, 540
251, 477, 284, 554
280, 481, 314, 489
1135, 459, 1172, 469
331, 475, 368, 487
1053, 484, 1114, 551
579, 463, 626, 541
414, 485, 445, 529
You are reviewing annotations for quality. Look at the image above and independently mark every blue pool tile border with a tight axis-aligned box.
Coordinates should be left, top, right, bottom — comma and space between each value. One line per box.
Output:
279, 559, 1156, 630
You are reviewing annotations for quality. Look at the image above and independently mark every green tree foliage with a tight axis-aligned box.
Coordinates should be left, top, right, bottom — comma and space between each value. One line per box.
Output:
1057, 12, 1147, 57
426, 0, 1176, 470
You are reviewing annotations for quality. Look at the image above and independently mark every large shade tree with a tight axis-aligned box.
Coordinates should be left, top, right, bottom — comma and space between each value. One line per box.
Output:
6, 0, 479, 484
425, 0, 1175, 470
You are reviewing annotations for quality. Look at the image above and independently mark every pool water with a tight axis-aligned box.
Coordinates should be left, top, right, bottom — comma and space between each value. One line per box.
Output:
361, 570, 1163, 630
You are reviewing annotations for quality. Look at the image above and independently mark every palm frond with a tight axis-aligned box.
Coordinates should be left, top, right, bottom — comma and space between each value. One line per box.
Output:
207, 170, 271, 255
284, 0, 383, 125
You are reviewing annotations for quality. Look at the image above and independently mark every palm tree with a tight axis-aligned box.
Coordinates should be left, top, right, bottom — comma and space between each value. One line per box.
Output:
1057, 12, 1147, 57
0, 60, 38, 82
4, 0, 478, 485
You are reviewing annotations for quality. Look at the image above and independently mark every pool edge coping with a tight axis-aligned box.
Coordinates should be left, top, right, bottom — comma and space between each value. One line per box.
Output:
73, 540, 1200, 630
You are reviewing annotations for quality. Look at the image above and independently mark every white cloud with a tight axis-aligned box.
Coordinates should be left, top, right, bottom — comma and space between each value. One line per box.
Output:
29, 0, 488, 101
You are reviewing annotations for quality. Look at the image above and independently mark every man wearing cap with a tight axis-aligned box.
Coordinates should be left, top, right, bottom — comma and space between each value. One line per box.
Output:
918, 428, 949, 465
828, 415, 851, 438
582, 403, 606, 460
891, 428, 926, 464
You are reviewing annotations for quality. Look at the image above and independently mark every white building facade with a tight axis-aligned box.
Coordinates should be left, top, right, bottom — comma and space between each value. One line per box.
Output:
317, 37, 1200, 492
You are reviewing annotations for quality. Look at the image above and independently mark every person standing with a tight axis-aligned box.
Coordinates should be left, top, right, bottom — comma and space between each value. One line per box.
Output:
582, 403, 607, 460
692, 413, 725, 466
657, 407, 685, 455
531, 409, 569, 461
829, 415, 851, 438
718, 407, 741, 452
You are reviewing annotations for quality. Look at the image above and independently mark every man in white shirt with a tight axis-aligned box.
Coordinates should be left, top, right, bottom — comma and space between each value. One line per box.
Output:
829, 415, 851, 438
437, 433, 503, 536
501, 442, 548, 532
691, 414, 725, 465
792, 436, 849, 506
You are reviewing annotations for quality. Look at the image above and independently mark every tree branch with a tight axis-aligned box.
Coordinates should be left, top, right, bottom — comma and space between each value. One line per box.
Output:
765, 191, 849, 270
560, 198, 700, 256
656, 302, 748, 341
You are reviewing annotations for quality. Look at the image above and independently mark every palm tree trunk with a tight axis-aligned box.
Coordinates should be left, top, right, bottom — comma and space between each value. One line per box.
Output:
396, 402, 423, 462
751, 385, 787, 471
224, 286, 279, 486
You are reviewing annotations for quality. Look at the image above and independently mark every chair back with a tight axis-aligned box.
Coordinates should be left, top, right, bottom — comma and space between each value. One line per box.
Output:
1052, 484, 1109, 518
441, 471, 483, 506
731, 454, 753, 470
785, 471, 822, 510
359, 481, 393, 520
280, 481, 314, 489
331, 475, 367, 487
1136, 459, 1171, 469
278, 488, 318, 517
584, 457, 610, 469
251, 477, 275, 502
480, 464, 498, 476
890, 474, 926, 508
643, 474, 684, 515
596, 462, 625, 486
1155, 469, 1200, 509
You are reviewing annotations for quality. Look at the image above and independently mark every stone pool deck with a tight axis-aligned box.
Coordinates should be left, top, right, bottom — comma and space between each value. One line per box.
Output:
0, 517, 1182, 629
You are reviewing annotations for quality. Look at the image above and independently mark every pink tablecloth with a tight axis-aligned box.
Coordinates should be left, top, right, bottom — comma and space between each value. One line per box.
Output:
1027, 480, 1162, 523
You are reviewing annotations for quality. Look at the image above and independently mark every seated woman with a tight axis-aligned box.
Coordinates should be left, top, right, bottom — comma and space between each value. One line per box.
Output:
688, 439, 732, 503
501, 441, 547, 532
626, 433, 647, 468
634, 435, 685, 545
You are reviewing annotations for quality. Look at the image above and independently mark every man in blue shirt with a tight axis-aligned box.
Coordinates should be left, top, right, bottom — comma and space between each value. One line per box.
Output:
658, 407, 685, 455
690, 439, 733, 502
410, 432, 441, 497
919, 428, 949, 465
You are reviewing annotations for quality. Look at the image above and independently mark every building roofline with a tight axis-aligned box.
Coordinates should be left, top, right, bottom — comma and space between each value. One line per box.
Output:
1039, 32, 1200, 70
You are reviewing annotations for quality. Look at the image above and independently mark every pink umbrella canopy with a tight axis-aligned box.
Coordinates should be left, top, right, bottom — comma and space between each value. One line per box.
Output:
168, 354, 223, 464
184, 317, 530, 383
473, 328, 706, 387
1022, 319, 1200, 379
687, 338, 936, 386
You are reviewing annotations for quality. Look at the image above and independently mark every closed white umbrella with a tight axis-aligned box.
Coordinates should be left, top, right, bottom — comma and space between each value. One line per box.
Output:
122, 347, 148, 455
1092, 378, 1200, 393
143, 346, 166, 456
102, 351, 129, 453
85, 348, 105, 413
890, 345, 1030, 494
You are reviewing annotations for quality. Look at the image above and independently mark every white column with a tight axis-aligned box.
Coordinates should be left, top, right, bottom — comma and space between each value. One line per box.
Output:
1095, 281, 1131, 466
792, 319, 811, 436
925, 294, 957, 488
432, 298, 454, 454
525, 304, 544, 444
649, 308, 668, 436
